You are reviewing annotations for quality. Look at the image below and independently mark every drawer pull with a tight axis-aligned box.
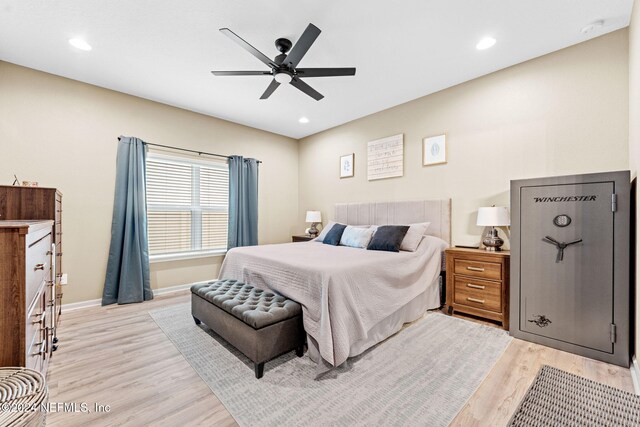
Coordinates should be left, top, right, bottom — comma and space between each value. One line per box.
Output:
466, 266, 485, 272
31, 341, 45, 357
466, 283, 486, 290
34, 263, 46, 271
467, 297, 485, 304
56, 252, 63, 256
32, 313, 45, 324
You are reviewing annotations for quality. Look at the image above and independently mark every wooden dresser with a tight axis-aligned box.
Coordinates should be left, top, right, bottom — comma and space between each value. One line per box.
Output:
445, 247, 510, 330
0, 185, 63, 347
0, 221, 55, 374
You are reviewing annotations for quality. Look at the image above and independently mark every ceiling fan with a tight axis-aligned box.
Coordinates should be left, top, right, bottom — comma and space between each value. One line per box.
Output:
211, 23, 356, 101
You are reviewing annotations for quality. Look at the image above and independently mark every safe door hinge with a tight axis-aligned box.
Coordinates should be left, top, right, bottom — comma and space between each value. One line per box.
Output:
610, 323, 617, 343
611, 193, 618, 212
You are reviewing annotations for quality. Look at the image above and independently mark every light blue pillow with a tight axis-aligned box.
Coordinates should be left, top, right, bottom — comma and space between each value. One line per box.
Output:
339, 226, 375, 249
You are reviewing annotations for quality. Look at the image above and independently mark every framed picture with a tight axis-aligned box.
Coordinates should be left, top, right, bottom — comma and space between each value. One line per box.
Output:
423, 134, 447, 166
340, 153, 355, 178
367, 133, 404, 181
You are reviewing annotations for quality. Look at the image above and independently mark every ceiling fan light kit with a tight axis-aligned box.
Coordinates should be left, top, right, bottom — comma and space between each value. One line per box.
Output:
274, 72, 293, 84
212, 23, 356, 101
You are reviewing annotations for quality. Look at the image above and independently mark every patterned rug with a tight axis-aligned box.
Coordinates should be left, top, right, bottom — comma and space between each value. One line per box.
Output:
509, 365, 640, 426
149, 303, 511, 427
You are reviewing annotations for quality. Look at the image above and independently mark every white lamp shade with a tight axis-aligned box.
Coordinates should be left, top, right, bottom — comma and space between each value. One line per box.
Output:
477, 206, 510, 226
305, 210, 322, 223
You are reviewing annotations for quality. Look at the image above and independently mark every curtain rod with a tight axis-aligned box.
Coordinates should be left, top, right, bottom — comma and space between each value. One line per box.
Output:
117, 137, 262, 163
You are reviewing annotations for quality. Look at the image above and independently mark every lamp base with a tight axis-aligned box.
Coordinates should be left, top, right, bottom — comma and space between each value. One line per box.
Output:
483, 227, 504, 251
308, 223, 319, 237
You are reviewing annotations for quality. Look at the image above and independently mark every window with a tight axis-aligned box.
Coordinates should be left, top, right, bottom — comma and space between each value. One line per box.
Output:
146, 152, 229, 261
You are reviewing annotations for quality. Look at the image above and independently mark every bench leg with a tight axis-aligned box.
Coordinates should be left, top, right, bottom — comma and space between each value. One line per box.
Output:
192, 316, 201, 325
295, 345, 304, 357
254, 362, 264, 379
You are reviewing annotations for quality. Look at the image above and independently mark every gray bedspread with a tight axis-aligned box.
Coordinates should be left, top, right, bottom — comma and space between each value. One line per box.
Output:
219, 236, 448, 369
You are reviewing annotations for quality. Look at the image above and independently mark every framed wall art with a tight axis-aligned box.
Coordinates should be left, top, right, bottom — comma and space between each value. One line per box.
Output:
367, 133, 404, 181
340, 153, 354, 178
423, 134, 447, 166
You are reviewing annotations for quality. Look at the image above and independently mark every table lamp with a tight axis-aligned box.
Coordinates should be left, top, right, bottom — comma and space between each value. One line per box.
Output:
305, 211, 322, 237
477, 206, 510, 251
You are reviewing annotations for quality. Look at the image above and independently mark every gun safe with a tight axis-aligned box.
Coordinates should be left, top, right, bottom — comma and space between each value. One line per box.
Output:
510, 171, 630, 367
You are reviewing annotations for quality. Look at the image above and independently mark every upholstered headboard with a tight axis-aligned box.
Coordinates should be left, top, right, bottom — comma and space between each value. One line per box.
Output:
334, 199, 452, 245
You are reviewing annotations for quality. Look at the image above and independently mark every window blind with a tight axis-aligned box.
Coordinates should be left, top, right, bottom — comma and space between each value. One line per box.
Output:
146, 153, 229, 258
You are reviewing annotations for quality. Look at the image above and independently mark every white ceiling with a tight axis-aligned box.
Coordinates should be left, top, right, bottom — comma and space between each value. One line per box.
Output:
0, 1, 633, 139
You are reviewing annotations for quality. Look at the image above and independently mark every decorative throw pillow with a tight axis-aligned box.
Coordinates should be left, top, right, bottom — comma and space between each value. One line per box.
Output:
367, 225, 410, 252
315, 221, 339, 242
339, 226, 375, 249
400, 222, 431, 252
322, 223, 348, 246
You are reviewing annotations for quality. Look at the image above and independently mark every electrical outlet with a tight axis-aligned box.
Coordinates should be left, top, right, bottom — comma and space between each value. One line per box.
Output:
60, 273, 68, 285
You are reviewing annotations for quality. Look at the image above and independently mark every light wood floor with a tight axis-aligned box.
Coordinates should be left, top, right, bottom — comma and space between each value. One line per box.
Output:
47, 291, 634, 426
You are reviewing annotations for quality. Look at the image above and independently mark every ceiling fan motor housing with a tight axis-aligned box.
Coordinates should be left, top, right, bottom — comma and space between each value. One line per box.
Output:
275, 38, 292, 54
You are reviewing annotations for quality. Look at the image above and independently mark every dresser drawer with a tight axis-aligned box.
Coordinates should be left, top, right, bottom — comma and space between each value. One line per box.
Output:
453, 276, 502, 312
25, 326, 45, 372
454, 258, 502, 280
25, 285, 47, 372
25, 230, 52, 308
25, 284, 46, 355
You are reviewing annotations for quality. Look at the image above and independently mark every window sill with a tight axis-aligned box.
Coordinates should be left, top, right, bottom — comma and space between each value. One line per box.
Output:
149, 250, 227, 263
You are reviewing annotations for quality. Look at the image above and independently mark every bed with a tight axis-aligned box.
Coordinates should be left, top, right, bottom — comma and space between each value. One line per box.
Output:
219, 200, 451, 372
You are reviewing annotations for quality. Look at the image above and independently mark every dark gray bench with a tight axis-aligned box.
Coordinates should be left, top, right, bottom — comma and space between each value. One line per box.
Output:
190, 279, 305, 379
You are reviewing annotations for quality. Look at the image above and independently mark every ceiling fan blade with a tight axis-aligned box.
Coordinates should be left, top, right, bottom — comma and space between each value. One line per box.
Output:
220, 28, 276, 68
284, 23, 321, 68
260, 79, 281, 99
290, 77, 324, 101
295, 68, 356, 77
211, 70, 272, 76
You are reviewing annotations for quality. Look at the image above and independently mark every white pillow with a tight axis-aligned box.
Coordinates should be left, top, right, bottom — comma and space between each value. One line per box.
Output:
339, 226, 375, 249
400, 222, 431, 252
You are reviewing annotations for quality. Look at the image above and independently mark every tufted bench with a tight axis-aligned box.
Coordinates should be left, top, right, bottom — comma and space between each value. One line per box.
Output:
190, 279, 305, 379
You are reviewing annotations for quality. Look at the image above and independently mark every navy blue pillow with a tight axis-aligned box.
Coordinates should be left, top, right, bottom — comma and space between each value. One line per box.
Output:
322, 223, 347, 246
367, 225, 410, 252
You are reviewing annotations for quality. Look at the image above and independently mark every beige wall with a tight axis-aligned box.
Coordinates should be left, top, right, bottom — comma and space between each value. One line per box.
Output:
629, 0, 640, 362
0, 61, 299, 304
298, 30, 629, 249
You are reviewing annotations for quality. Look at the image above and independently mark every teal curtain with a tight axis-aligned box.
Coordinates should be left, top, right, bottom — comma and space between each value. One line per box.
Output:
102, 136, 152, 305
228, 155, 259, 249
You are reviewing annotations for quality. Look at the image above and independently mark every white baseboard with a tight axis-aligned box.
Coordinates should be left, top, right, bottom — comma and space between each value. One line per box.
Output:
61, 298, 102, 312
152, 283, 193, 296
631, 356, 640, 395
61, 283, 193, 312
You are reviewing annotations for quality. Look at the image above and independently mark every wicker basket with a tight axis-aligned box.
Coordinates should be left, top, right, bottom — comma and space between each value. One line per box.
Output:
0, 368, 48, 427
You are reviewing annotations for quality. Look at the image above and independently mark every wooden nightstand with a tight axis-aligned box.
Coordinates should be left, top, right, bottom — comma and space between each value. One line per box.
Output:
292, 235, 315, 242
445, 247, 510, 330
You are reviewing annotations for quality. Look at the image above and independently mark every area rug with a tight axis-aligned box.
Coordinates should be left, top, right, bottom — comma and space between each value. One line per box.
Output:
149, 304, 511, 427
508, 365, 640, 426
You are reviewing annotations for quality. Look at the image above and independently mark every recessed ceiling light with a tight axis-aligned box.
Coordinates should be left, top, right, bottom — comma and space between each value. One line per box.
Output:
298, 117, 309, 124
69, 38, 92, 51
581, 20, 604, 34
476, 36, 496, 50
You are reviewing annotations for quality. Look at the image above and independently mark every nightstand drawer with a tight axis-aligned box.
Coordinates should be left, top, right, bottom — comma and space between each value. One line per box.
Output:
454, 258, 502, 280
453, 277, 502, 312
